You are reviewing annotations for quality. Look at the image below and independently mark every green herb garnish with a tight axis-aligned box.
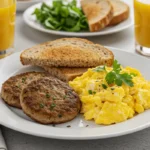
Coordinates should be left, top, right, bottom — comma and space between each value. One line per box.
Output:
58, 114, 62, 118
39, 103, 45, 108
63, 95, 67, 99
32, 0, 88, 32
105, 60, 134, 87
88, 90, 96, 95
93, 65, 106, 72
102, 84, 107, 89
46, 93, 50, 98
22, 77, 27, 83
88, 90, 93, 95
50, 103, 56, 110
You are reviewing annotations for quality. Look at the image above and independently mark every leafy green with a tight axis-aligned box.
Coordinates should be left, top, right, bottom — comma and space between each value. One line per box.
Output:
88, 90, 93, 95
32, 0, 89, 32
102, 84, 107, 89
105, 60, 134, 87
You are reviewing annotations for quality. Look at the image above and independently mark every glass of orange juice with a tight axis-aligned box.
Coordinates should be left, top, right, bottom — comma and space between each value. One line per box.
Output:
0, 0, 16, 59
134, 0, 150, 56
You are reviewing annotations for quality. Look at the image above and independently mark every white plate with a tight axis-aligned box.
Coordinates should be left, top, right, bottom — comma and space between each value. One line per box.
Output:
17, 0, 42, 12
23, 0, 134, 37
0, 47, 150, 140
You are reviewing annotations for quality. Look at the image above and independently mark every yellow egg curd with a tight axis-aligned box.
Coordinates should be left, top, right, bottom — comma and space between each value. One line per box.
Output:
69, 66, 150, 125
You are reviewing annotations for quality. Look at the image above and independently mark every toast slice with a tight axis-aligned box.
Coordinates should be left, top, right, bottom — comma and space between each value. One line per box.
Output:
109, 0, 129, 25
81, 0, 113, 32
43, 67, 88, 82
20, 38, 114, 68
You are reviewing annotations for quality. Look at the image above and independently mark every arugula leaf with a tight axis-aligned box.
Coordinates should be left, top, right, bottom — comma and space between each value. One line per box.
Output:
32, 0, 89, 32
63, 21, 81, 32
93, 65, 106, 72
60, 6, 69, 17
53, 0, 63, 8
65, 17, 77, 27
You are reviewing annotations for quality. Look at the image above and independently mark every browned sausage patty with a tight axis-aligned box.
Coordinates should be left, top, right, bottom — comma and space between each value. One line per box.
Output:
1, 72, 49, 108
20, 77, 81, 124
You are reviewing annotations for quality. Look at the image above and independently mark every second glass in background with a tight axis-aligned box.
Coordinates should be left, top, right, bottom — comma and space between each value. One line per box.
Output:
134, 0, 150, 56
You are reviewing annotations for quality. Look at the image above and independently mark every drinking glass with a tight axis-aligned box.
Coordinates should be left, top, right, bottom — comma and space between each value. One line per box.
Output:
134, 0, 150, 56
0, 0, 16, 59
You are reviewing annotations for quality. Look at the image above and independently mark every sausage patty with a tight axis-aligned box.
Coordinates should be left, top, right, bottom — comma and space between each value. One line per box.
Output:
20, 77, 81, 124
1, 72, 49, 108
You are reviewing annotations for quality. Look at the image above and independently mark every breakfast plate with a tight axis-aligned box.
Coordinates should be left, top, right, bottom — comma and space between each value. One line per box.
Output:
23, 0, 133, 37
0, 47, 150, 140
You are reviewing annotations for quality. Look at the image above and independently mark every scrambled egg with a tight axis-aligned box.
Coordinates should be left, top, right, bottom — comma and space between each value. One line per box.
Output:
69, 66, 150, 125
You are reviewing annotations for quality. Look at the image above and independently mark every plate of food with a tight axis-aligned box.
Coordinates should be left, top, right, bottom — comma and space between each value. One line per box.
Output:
23, 0, 133, 36
0, 38, 150, 140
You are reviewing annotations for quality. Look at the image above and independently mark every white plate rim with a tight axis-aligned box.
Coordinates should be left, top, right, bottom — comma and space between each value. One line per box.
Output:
23, 1, 134, 37
1, 47, 150, 140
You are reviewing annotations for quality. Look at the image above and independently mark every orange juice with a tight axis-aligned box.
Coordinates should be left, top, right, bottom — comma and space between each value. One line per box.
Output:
134, 0, 150, 48
0, 0, 16, 55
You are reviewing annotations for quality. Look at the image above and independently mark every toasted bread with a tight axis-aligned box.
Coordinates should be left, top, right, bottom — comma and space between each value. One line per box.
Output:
43, 67, 88, 82
109, 0, 129, 25
20, 38, 114, 68
81, 0, 113, 32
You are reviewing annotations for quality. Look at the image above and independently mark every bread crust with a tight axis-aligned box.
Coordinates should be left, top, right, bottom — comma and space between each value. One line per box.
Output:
109, 0, 130, 25
20, 38, 114, 68
81, 0, 114, 32
43, 67, 88, 82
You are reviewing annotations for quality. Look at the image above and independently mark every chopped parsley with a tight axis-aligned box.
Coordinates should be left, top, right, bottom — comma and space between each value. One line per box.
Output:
102, 84, 107, 89
58, 114, 62, 118
88, 90, 96, 95
22, 77, 27, 83
88, 90, 93, 95
111, 88, 115, 90
46, 93, 50, 98
39, 103, 45, 108
50, 103, 56, 110
63, 95, 67, 99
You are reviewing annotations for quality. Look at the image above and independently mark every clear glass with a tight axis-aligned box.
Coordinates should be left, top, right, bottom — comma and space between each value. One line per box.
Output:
134, 0, 150, 56
0, 0, 16, 59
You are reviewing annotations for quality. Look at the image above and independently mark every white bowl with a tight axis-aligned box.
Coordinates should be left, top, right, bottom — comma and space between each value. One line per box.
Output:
17, 0, 42, 12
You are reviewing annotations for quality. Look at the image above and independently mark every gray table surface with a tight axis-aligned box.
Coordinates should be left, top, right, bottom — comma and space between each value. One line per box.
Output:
2, 13, 150, 150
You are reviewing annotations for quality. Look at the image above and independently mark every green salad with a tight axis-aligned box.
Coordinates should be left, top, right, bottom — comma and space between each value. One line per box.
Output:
32, 0, 89, 32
